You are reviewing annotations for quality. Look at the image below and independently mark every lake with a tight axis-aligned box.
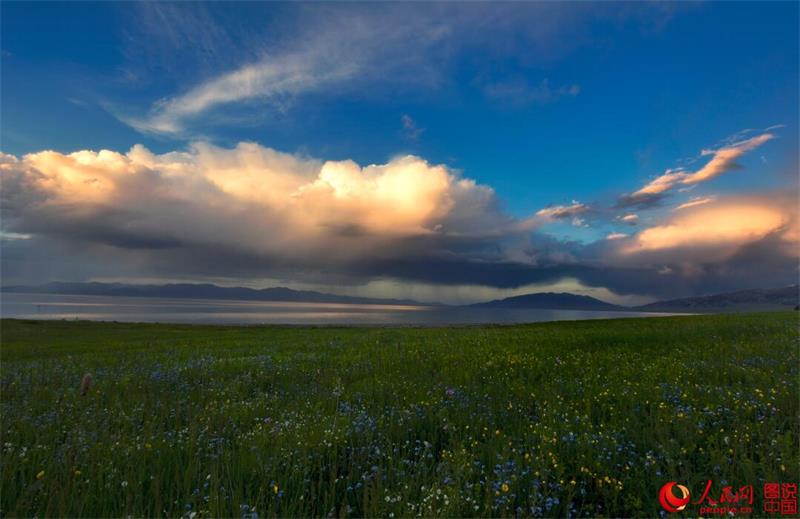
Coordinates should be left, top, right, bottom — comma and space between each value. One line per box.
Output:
0, 292, 680, 325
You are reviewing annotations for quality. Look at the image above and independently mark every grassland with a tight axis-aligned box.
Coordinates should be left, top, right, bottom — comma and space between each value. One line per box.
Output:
1, 313, 798, 517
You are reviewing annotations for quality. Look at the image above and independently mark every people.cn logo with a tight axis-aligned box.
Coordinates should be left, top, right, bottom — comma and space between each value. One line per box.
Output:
659, 482, 691, 512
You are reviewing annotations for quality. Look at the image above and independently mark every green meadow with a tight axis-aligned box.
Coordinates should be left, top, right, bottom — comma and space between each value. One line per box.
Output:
1, 313, 797, 517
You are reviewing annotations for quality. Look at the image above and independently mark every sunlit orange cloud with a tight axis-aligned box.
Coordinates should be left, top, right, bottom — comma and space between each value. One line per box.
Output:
535, 201, 589, 219
673, 196, 716, 211
631, 170, 687, 197
686, 133, 773, 183
627, 133, 774, 201
1, 143, 523, 262
620, 196, 797, 260
534, 201, 590, 227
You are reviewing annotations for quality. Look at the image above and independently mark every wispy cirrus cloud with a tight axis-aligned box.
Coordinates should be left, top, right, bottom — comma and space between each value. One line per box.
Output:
114, 4, 655, 138
121, 7, 456, 136
127, 50, 358, 135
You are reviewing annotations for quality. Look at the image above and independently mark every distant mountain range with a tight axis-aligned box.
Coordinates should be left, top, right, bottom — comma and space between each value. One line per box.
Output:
469, 292, 623, 311
1, 282, 798, 313
635, 285, 799, 313
470, 285, 798, 312
0, 282, 427, 307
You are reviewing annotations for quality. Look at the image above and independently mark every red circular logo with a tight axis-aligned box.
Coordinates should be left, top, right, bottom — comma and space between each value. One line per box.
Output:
659, 482, 690, 513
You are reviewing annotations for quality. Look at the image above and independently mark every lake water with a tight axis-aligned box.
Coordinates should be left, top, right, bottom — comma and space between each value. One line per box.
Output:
0, 292, 679, 325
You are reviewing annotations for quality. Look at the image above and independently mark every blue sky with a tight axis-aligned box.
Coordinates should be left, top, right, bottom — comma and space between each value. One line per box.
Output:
1, 2, 798, 303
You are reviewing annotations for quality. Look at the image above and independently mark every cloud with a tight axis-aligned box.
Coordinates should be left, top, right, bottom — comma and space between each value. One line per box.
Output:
674, 196, 716, 211
582, 193, 798, 296
618, 133, 774, 208
401, 115, 424, 141
123, 8, 455, 135
689, 133, 774, 183
618, 213, 639, 224
123, 2, 239, 81
2, 139, 796, 302
484, 78, 580, 106
109, 4, 686, 137
619, 195, 796, 260
0, 142, 527, 275
536, 201, 589, 221
127, 50, 358, 135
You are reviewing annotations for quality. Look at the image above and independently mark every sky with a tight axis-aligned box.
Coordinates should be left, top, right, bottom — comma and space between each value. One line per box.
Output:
1, 2, 798, 305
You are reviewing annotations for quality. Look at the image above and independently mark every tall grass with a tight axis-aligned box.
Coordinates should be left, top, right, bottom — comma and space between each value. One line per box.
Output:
1, 312, 797, 517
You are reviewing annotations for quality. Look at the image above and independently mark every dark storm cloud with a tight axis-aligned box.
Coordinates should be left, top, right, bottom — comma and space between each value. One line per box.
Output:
0, 144, 797, 301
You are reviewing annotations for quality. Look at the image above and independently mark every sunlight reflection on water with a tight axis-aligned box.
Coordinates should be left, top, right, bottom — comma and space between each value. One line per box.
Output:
0, 292, 679, 325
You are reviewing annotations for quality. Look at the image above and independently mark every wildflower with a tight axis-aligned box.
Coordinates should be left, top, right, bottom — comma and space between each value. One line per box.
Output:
273, 484, 279, 494
36, 470, 45, 480
121, 480, 128, 487
74, 469, 82, 476
501, 483, 510, 492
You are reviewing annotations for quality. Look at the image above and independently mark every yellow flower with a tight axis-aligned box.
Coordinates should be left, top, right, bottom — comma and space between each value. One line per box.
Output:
273, 484, 279, 494
501, 483, 509, 493
74, 469, 82, 476
36, 470, 45, 480
145, 443, 152, 449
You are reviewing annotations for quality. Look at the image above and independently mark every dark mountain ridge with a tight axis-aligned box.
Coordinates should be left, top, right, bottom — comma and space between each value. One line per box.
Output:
635, 285, 799, 312
0, 282, 430, 307
469, 292, 624, 311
